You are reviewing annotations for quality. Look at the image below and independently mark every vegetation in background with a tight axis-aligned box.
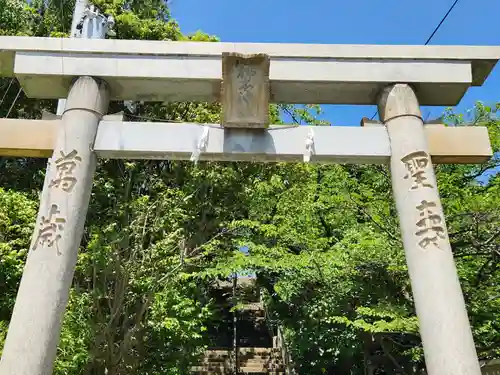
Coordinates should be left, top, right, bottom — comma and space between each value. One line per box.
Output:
0, 1, 499, 374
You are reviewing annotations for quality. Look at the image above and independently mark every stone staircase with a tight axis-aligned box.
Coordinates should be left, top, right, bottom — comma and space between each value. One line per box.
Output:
192, 347, 285, 374
192, 277, 293, 374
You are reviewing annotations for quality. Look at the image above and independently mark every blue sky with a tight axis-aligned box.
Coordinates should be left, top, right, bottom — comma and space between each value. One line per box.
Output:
170, 0, 500, 125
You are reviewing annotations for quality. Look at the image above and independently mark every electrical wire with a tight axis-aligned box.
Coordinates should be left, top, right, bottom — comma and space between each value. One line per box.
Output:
424, 0, 460, 46
3, 1, 461, 121
126, 112, 186, 123
368, 0, 461, 120
5, 88, 23, 118
126, 103, 303, 124
0, 79, 14, 109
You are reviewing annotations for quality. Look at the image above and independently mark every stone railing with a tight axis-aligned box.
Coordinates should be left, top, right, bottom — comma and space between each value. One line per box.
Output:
275, 325, 297, 375
480, 359, 500, 375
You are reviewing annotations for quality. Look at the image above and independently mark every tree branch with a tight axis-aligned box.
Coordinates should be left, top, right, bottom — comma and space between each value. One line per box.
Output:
377, 337, 409, 375
348, 193, 400, 243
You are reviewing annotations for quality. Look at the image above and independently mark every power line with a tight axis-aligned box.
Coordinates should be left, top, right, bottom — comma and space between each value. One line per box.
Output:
0, 79, 14, 109
424, 0, 460, 46
126, 112, 186, 123
6, 88, 23, 118
369, 0, 461, 120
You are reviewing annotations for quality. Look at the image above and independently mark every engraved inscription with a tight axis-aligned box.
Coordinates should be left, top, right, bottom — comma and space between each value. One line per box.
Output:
49, 149, 82, 192
415, 200, 446, 249
235, 62, 256, 108
33, 204, 66, 254
221, 53, 269, 128
401, 151, 433, 190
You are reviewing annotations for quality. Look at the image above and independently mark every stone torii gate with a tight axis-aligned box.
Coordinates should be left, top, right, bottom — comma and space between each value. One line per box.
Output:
0, 36, 498, 375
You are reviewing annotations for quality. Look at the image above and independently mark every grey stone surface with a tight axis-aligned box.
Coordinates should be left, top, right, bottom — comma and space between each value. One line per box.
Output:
1, 36, 498, 105
378, 84, 481, 375
0, 76, 109, 375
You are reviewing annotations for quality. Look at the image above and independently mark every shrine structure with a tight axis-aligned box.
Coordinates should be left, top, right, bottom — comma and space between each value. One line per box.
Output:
0, 33, 498, 375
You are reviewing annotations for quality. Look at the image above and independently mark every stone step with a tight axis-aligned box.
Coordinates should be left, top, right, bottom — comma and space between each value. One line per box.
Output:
192, 370, 286, 375
193, 364, 285, 369
201, 356, 279, 363
191, 365, 285, 372
196, 362, 284, 367
194, 348, 286, 374
198, 358, 283, 364
199, 356, 282, 360
202, 354, 280, 361
204, 348, 279, 356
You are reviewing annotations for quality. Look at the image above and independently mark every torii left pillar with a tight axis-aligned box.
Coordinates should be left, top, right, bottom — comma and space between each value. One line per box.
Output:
0, 76, 109, 375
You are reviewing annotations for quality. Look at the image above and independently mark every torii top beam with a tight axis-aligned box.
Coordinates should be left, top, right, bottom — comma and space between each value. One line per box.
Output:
1, 36, 499, 105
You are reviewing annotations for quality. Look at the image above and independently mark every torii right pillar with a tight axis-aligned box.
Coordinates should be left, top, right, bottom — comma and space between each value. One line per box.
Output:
378, 83, 481, 375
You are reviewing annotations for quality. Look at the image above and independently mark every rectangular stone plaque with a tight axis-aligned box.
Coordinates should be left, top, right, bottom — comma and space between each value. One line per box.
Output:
221, 52, 270, 128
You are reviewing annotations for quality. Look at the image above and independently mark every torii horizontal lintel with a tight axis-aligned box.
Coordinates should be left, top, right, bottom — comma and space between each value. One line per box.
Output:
1, 36, 499, 105
0, 119, 492, 164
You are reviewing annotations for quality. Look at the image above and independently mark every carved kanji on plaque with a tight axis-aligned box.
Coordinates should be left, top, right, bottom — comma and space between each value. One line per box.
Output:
236, 64, 256, 106
221, 52, 270, 128
33, 204, 66, 254
415, 200, 446, 249
401, 151, 433, 190
49, 149, 82, 192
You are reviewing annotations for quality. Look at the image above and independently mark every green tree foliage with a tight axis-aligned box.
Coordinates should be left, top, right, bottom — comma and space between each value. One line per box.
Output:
0, 188, 37, 352
198, 105, 499, 374
0, 1, 498, 374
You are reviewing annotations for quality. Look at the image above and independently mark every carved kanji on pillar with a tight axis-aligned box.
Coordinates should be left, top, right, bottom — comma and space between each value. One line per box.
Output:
33, 204, 66, 254
401, 151, 434, 190
49, 149, 82, 192
414, 200, 446, 250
